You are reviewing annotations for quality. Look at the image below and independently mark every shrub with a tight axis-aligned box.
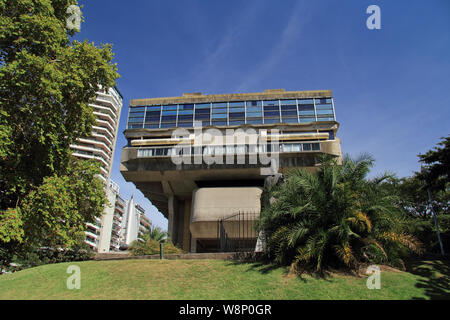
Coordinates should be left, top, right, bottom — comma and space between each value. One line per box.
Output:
129, 238, 184, 256
259, 154, 423, 273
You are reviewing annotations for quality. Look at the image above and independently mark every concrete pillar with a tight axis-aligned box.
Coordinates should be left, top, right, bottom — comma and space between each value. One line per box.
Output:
98, 187, 116, 253
190, 237, 197, 253
182, 199, 191, 252
167, 195, 175, 241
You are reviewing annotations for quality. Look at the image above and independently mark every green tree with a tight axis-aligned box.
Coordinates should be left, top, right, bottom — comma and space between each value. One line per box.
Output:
394, 136, 450, 253
0, 0, 119, 266
20, 158, 107, 250
259, 155, 422, 273
417, 135, 450, 193
0, 0, 119, 210
142, 226, 169, 243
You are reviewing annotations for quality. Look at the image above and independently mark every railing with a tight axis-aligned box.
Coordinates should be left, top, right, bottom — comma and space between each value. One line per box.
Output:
217, 212, 259, 253
137, 142, 321, 158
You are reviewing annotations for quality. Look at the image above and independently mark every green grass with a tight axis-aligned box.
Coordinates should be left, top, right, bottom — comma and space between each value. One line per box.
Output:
0, 259, 449, 300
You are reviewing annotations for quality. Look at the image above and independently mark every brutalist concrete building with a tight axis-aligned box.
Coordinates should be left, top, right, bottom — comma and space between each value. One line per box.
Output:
120, 89, 342, 253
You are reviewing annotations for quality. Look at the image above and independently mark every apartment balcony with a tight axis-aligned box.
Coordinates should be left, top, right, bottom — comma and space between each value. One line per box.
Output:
93, 111, 117, 127
92, 125, 115, 141
92, 132, 113, 147
95, 92, 120, 112
85, 231, 99, 240
90, 103, 117, 119
71, 142, 111, 160
113, 214, 122, 222
96, 118, 116, 135
84, 239, 97, 249
78, 137, 113, 155
115, 205, 125, 214
86, 223, 100, 231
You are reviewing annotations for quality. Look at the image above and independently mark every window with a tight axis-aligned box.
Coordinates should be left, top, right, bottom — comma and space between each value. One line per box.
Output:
246, 101, 262, 107
163, 105, 178, 111
161, 115, 177, 122
298, 105, 315, 116
299, 117, 315, 123
229, 101, 245, 108
211, 113, 227, 119
247, 119, 263, 125
298, 99, 314, 105
178, 114, 193, 121
282, 117, 298, 123
247, 111, 263, 118
263, 100, 279, 107
130, 106, 146, 112
229, 112, 245, 119
178, 122, 193, 127
280, 100, 297, 106
315, 98, 332, 105
212, 102, 227, 109
264, 118, 280, 124
195, 103, 211, 109
212, 120, 227, 126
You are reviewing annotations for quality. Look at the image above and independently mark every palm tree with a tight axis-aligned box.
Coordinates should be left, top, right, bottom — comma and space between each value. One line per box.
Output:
142, 226, 168, 243
259, 154, 422, 273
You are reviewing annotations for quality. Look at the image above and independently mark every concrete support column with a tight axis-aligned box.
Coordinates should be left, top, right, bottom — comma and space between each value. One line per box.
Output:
182, 199, 191, 252
167, 195, 176, 241
190, 238, 197, 253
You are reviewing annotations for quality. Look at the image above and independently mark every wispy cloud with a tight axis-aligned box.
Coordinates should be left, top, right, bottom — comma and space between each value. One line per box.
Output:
236, 1, 311, 92
188, 1, 264, 91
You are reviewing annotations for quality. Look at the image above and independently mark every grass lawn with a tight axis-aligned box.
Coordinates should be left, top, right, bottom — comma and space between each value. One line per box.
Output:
0, 259, 449, 300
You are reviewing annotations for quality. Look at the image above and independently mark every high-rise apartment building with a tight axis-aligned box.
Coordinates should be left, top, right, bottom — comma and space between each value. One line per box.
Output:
120, 89, 342, 253
120, 197, 151, 246
71, 86, 123, 186
70, 86, 123, 251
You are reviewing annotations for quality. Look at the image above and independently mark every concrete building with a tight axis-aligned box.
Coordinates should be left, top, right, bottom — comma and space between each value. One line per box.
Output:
70, 86, 124, 251
120, 197, 151, 245
97, 180, 126, 253
71, 86, 123, 186
120, 89, 342, 253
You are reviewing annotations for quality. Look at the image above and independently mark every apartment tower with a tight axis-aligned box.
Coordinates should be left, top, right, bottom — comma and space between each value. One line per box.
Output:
70, 86, 123, 251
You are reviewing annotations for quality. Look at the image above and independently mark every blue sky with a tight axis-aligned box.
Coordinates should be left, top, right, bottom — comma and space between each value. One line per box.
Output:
75, 0, 450, 230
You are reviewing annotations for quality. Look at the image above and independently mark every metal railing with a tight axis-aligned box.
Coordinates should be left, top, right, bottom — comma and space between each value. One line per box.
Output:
217, 212, 259, 252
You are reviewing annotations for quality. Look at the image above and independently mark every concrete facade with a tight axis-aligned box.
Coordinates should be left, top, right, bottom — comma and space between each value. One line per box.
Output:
120, 197, 151, 245
121, 89, 343, 252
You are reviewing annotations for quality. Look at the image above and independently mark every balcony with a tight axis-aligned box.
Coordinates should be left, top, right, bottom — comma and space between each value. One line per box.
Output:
136, 142, 321, 159
95, 92, 121, 112
85, 231, 99, 239
92, 125, 115, 141
86, 223, 100, 231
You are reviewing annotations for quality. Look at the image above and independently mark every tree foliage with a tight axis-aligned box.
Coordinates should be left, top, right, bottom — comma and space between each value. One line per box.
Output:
0, 0, 119, 266
394, 136, 450, 253
0, 0, 119, 210
417, 135, 450, 192
142, 226, 169, 243
20, 158, 107, 249
259, 155, 422, 273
